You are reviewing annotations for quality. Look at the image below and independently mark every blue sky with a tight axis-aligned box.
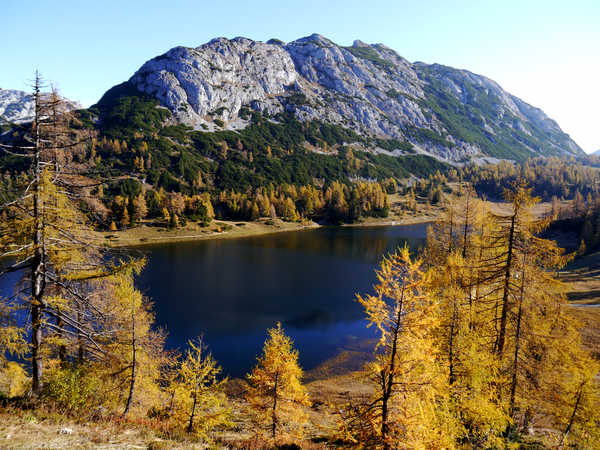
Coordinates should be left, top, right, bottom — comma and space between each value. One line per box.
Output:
2, 0, 598, 152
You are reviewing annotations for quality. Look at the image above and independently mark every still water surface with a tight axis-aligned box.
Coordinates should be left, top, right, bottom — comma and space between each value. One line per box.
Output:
0, 224, 428, 377
137, 224, 427, 377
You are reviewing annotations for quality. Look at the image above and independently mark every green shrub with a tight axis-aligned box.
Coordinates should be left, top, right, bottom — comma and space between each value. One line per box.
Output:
43, 366, 102, 413
343, 46, 394, 70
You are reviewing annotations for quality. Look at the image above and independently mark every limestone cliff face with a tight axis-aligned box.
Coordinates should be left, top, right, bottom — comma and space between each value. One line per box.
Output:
131, 38, 298, 128
125, 34, 581, 161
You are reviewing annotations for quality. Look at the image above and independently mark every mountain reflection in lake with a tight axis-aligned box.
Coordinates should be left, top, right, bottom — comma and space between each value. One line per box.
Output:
137, 224, 427, 377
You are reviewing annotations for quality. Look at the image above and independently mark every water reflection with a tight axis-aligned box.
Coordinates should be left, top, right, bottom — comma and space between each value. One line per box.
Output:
138, 224, 427, 377
0, 225, 427, 377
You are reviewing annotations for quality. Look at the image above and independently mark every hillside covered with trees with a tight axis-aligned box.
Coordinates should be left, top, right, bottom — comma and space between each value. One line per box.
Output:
0, 81, 458, 231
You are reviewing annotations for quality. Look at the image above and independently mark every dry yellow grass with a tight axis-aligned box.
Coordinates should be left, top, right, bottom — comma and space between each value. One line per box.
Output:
569, 306, 600, 358
487, 199, 559, 218
95, 218, 320, 248
559, 250, 600, 358
0, 410, 193, 449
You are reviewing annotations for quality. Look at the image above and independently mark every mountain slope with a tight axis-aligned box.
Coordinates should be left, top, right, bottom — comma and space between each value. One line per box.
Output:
0, 88, 81, 124
121, 34, 581, 162
0, 89, 36, 124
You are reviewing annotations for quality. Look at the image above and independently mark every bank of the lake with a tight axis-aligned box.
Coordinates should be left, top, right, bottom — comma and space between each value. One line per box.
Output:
96, 217, 321, 248
97, 211, 440, 248
96, 196, 559, 249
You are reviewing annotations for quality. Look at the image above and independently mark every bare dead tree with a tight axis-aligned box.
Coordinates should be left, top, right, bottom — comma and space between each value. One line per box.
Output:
0, 72, 136, 396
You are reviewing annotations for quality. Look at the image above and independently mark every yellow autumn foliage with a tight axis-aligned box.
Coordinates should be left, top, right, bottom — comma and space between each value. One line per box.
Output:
246, 322, 310, 444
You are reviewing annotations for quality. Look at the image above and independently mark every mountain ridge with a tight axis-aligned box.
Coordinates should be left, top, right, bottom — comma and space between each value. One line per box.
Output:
114, 33, 582, 163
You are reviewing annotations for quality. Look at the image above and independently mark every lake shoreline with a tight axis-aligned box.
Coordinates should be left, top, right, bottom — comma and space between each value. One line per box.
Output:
97, 197, 558, 249
97, 213, 438, 248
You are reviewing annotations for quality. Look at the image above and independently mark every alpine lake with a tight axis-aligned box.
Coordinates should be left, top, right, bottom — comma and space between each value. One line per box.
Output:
0, 224, 428, 378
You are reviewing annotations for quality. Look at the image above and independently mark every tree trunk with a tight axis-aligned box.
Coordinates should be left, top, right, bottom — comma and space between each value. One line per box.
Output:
122, 306, 136, 418
30, 301, 43, 396
471, 222, 485, 331
509, 254, 527, 419
447, 208, 454, 254
168, 390, 175, 416
496, 213, 516, 356
272, 372, 279, 439
31, 73, 46, 397
77, 307, 84, 364
559, 384, 584, 448
462, 189, 472, 259
449, 294, 458, 385
381, 385, 389, 449
381, 283, 405, 450
187, 377, 199, 434
56, 314, 67, 365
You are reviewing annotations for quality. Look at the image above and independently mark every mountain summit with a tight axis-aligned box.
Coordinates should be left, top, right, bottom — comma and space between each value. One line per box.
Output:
109, 34, 582, 162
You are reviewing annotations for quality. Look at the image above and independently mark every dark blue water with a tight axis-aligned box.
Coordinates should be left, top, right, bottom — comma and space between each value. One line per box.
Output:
136, 224, 427, 376
0, 224, 428, 377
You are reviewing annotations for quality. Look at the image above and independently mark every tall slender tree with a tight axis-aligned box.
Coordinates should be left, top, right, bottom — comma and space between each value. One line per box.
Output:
169, 337, 229, 439
0, 73, 133, 396
354, 246, 456, 448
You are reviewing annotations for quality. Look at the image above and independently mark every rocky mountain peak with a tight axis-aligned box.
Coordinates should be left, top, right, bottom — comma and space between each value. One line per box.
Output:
117, 34, 582, 162
352, 39, 369, 48
294, 33, 335, 46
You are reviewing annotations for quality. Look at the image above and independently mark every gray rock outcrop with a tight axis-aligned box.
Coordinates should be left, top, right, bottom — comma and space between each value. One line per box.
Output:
0, 88, 81, 125
123, 34, 582, 161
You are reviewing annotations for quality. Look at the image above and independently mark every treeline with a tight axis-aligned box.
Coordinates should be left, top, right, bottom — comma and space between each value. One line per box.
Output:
1, 161, 457, 231
460, 156, 600, 201
102, 167, 458, 229
104, 180, 390, 228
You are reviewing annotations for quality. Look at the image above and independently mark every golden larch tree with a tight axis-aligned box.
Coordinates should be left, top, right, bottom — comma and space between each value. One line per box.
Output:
245, 322, 310, 443
354, 246, 457, 449
171, 337, 230, 440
